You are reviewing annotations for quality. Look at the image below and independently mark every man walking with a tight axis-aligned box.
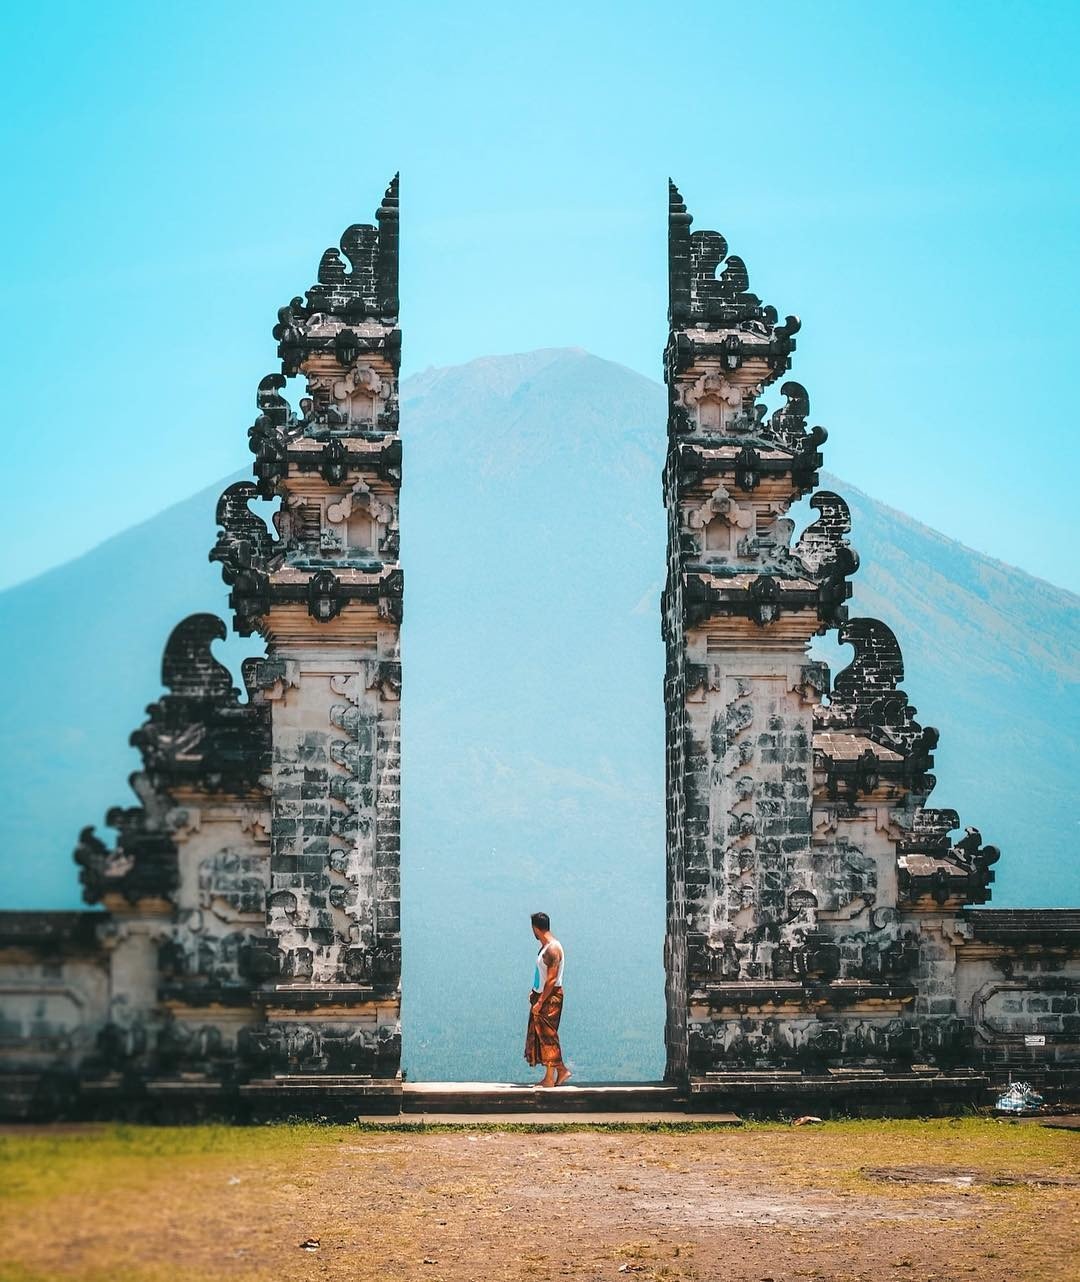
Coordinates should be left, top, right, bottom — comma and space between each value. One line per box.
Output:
525, 911, 571, 1087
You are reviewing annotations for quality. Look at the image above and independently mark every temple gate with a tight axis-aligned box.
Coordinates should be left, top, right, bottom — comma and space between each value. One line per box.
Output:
0, 177, 1076, 1119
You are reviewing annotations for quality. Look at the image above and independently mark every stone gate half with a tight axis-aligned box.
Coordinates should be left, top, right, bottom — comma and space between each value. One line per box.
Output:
0, 178, 405, 1118
661, 182, 1080, 1110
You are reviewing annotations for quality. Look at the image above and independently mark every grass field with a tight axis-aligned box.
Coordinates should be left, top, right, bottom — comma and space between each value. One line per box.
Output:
0, 1118, 1077, 1281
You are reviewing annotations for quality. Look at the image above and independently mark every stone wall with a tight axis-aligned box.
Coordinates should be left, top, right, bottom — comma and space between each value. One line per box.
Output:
0, 914, 108, 1115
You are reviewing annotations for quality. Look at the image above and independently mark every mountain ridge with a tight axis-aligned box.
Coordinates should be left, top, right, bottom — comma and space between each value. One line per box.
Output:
7, 346, 1077, 605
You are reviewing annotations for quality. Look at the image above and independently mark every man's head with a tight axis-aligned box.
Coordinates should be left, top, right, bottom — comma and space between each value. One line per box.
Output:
530, 911, 550, 939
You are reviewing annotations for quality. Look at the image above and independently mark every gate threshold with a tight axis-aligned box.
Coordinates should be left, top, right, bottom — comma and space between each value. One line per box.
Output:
398, 1080, 739, 1123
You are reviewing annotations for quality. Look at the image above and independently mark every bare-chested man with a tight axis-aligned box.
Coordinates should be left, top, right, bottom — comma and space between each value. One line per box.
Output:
524, 911, 571, 1087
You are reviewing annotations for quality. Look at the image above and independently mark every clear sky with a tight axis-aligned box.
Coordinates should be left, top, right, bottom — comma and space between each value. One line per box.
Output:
3, 1, 1078, 591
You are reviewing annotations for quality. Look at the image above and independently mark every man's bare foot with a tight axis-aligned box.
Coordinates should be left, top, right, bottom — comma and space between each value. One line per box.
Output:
555, 1067, 573, 1086
535, 1073, 556, 1088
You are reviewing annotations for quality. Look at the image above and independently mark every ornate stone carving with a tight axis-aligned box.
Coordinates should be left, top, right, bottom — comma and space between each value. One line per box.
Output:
248, 374, 297, 499
897, 811, 1001, 905
133, 614, 270, 795
826, 619, 939, 765
74, 782, 178, 908
664, 183, 1017, 1086
795, 492, 858, 577
210, 483, 278, 585
687, 483, 754, 538
326, 477, 393, 530
75, 612, 271, 912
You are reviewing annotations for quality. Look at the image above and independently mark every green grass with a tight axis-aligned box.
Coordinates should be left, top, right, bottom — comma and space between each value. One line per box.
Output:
3, 1116, 1074, 1200
0, 1122, 347, 1202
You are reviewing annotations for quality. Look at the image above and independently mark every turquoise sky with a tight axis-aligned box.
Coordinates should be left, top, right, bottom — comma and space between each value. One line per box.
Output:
3, 1, 1078, 591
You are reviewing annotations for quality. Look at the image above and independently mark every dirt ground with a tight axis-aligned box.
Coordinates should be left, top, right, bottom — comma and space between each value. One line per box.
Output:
0, 1119, 1077, 1282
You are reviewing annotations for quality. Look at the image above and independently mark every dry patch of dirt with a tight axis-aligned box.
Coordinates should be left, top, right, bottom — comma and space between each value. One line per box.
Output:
863, 1164, 1080, 1189
0, 1120, 1077, 1282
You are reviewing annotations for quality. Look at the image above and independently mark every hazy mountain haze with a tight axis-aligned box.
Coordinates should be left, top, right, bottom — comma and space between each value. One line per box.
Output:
1, 350, 1076, 1081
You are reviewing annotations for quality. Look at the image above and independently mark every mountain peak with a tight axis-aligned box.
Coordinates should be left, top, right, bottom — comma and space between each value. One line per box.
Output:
404, 347, 591, 401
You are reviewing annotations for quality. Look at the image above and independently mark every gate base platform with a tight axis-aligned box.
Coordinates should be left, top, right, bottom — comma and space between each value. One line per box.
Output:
688, 1069, 991, 1117
2, 1071, 1007, 1122
402, 1081, 680, 1114
395, 1081, 738, 1126
401, 1072, 991, 1119
239, 1075, 403, 1121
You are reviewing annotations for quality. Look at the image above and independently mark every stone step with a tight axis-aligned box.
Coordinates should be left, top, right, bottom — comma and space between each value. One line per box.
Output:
241, 1075, 401, 1095
688, 1070, 992, 1115
239, 1075, 403, 1120
401, 1081, 685, 1114
381, 1110, 741, 1128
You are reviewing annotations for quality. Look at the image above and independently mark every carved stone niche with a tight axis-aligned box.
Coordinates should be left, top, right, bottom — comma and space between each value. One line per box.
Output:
326, 480, 392, 556
334, 364, 389, 425
680, 368, 747, 433
689, 483, 755, 556
973, 979, 1080, 1046
302, 358, 389, 429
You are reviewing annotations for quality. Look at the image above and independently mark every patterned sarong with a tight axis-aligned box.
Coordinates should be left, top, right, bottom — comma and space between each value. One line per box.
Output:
524, 986, 564, 1067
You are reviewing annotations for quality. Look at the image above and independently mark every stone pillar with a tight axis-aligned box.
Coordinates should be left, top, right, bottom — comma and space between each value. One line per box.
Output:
661, 186, 1010, 1104
219, 178, 404, 1092
662, 183, 854, 1085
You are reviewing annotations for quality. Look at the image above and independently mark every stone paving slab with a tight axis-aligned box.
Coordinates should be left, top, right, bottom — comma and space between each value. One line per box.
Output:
369, 1110, 742, 1128
400, 1080, 685, 1114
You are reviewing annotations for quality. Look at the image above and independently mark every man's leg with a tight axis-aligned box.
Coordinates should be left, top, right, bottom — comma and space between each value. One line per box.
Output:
534, 988, 566, 1087
525, 993, 541, 1071
550, 988, 570, 1084
534, 1000, 557, 1086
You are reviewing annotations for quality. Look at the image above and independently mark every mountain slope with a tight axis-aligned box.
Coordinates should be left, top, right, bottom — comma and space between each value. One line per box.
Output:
1, 348, 1076, 1081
